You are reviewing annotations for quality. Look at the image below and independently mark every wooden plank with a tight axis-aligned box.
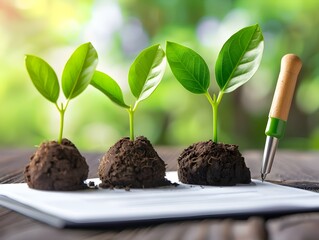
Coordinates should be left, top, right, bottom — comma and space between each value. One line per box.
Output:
1, 148, 319, 239
267, 213, 319, 240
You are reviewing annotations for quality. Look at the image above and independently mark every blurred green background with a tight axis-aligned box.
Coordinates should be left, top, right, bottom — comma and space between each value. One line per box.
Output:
1, 0, 319, 151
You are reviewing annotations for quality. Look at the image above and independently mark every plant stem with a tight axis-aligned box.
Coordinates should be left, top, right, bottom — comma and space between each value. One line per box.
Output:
53, 98, 73, 144
205, 91, 215, 106
59, 108, 65, 144
55, 102, 67, 144
128, 107, 135, 141
212, 102, 218, 142
205, 91, 224, 143
216, 91, 224, 105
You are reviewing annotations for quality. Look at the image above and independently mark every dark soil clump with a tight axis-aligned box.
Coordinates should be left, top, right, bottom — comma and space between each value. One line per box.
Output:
98, 136, 171, 188
24, 138, 89, 191
178, 140, 251, 186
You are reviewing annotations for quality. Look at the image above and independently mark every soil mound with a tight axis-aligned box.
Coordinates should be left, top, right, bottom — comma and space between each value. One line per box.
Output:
98, 136, 171, 188
178, 140, 251, 186
24, 138, 89, 191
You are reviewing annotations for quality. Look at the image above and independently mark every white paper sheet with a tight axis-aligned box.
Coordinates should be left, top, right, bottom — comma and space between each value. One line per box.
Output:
1, 172, 319, 228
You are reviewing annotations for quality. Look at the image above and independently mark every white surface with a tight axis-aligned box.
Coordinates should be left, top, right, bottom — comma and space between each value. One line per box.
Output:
1, 172, 319, 224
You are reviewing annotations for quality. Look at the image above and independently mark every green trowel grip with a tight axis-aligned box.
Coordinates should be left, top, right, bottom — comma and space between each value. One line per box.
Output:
265, 117, 287, 139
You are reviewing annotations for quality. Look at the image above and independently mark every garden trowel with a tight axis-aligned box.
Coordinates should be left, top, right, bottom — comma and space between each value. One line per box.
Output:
261, 54, 302, 181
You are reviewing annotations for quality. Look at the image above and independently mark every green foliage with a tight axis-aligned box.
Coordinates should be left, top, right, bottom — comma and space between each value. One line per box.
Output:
91, 71, 129, 108
166, 42, 210, 94
166, 24, 264, 142
129, 44, 166, 104
91, 44, 166, 141
62, 43, 98, 99
215, 24, 264, 93
25, 42, 98, 143
25, 55, 60, 103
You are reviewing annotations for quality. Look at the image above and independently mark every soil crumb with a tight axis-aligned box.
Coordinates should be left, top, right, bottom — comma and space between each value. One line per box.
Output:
24, 138, 89, 191
98, 136, 171, 188
178, 140, 251, 186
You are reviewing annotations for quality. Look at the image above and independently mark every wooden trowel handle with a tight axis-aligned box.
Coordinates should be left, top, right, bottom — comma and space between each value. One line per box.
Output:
269, 54, 302, 121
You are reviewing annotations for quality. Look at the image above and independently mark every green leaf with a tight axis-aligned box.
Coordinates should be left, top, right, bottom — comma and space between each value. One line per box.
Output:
215, 24, 264, 93
91, 71, 129, 108
62, 42, 98, 99
166, 41, 210, 94
128, 44, 166, 104
25, 55, 60, 103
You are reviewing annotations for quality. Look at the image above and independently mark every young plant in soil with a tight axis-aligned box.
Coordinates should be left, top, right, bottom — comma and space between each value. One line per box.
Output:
24, 42, 98, 191
166, 24, 264, 186
90, 44, 170, 188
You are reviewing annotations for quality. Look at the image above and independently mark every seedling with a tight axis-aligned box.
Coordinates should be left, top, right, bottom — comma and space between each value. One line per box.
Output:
166, 24, 264, 142
90, 44, 166, 141
25, 42, 98, 144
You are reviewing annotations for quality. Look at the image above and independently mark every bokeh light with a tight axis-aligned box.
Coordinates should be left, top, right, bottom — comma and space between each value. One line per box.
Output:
0, 0, 318, 151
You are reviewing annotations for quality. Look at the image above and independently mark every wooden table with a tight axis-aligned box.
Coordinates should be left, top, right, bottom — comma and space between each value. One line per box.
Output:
1, 147, 319, 240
